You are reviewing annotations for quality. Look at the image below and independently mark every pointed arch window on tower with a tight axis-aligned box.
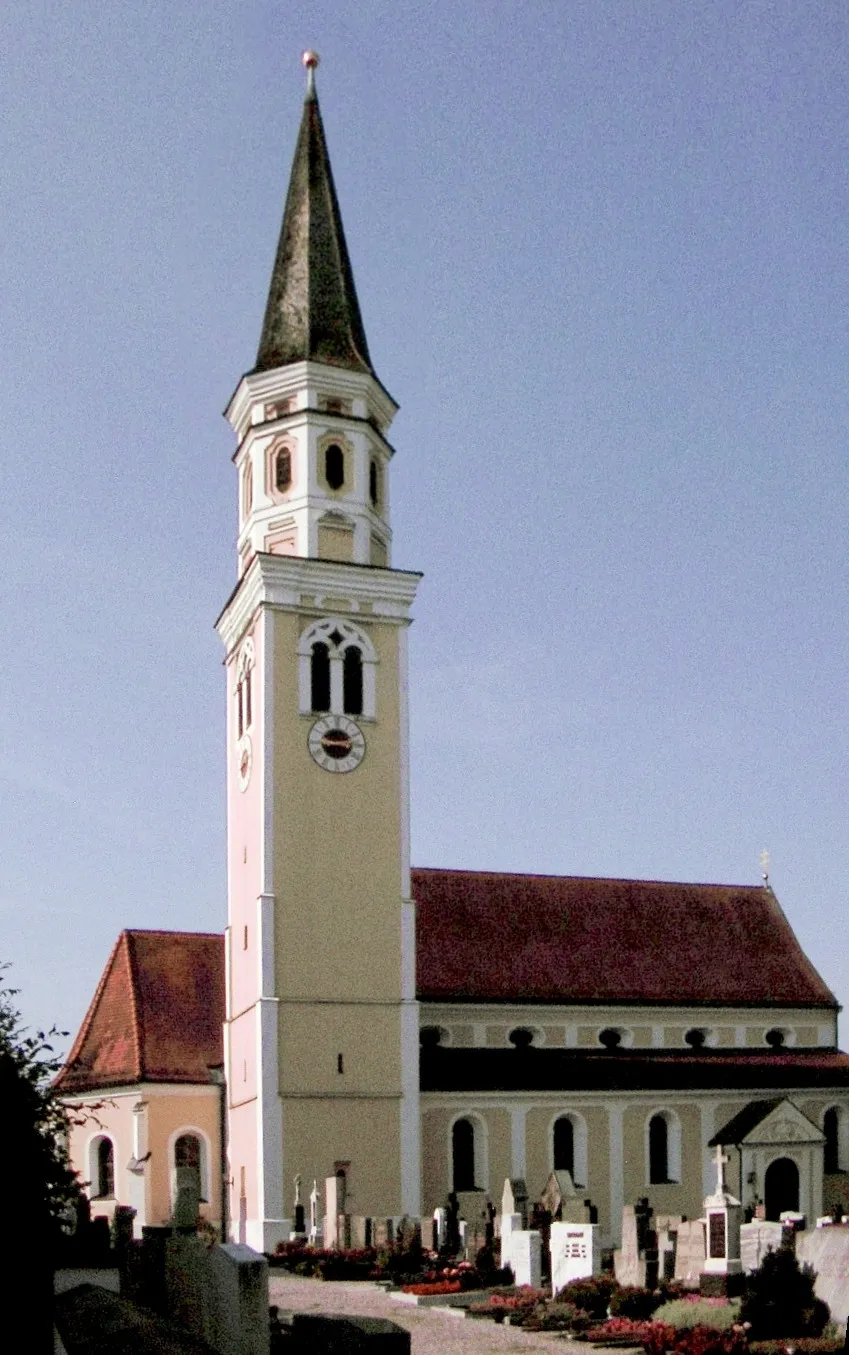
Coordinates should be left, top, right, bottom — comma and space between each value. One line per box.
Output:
325, 443, 345, 491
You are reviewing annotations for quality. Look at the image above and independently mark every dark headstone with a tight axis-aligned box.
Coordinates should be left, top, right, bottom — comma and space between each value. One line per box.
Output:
291, 1313, 410, 1353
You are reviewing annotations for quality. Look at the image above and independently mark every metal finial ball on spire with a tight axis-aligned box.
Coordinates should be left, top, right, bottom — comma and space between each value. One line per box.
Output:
302, 50, 320, 96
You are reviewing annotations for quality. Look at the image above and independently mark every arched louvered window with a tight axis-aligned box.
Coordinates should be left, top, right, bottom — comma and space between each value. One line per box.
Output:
310, 642, 331, 713
343, 646, 363, 716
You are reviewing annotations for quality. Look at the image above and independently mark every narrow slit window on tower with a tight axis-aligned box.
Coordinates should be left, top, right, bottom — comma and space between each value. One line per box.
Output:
369, 458, 380, 508
242, 460, 253, 518
310, 642, 331, 713
325, 443, 345, 490
244, 666, 252, 728
237, 681, 244, 739
275, 448, 292, 492
343, 646, 363, 716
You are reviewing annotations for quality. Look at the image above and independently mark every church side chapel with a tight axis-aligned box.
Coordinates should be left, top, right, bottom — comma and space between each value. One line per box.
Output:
58, 54, 849, 1254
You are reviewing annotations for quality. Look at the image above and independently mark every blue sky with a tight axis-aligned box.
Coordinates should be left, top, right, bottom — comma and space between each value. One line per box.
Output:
1, 1, 847, 1043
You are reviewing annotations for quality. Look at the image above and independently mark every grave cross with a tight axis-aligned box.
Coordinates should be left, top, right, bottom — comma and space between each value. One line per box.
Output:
713, 1143, 729, 1196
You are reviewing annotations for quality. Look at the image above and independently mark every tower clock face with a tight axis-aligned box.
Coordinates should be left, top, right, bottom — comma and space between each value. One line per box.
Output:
308, 715, 366, 773
237, 735, 252, 791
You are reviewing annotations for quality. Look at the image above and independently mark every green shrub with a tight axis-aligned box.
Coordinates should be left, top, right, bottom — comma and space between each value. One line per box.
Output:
739, 1244, 830, 1340
556, 1274, 618, 1317
610, 1286, 664, 1320
652, 1299, 740, 1331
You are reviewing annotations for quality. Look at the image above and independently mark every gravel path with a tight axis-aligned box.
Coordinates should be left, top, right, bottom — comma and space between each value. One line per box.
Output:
268, 1276, 621, 1355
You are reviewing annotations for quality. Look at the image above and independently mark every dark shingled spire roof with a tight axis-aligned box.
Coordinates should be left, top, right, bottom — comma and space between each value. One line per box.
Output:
254, 78, 375, 377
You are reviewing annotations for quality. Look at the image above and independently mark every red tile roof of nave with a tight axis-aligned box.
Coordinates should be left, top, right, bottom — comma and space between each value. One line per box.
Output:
411, 868, 837, 1008
55, 930, 225, 1094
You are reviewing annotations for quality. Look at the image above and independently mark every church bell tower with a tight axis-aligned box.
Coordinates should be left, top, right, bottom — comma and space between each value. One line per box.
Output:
216, 53, 421, 1250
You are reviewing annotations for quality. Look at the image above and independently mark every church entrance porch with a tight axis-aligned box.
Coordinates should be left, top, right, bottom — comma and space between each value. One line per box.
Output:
765, 1157, 800, 1221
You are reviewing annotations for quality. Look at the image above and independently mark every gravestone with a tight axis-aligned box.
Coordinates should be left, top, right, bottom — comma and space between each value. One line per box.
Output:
701, 1146, 742, 1294
655, 1215, 683, 1281
324, 1176, 345, 1249
796, 1223, 849, 1327
511, 1230, 542, 1288
615, 1205, 647, 1286
174, 1166, 201, 1231
292, 1174, 306, 1237
540, 1171, 576, 1221
740, 1220, 783, 1272
550, 1221, 601, 1294
502, 1178, 529, 1228
433, 1207, 448, 1250
446, 1193, 461, 1254
351, 1216, 371, 1249
673, 1219, 706, 1286
309, 1180, 322, 1246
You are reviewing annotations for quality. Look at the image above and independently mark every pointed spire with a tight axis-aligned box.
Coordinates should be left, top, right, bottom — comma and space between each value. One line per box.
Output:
254, 53, 375, 377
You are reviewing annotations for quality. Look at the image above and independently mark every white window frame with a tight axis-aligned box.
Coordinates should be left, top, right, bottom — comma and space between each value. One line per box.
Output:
548, 1110, 589, 1189
297, 617, 377, 718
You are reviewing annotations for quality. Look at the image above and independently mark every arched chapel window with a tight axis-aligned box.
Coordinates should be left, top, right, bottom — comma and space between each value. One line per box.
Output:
452, 1118, 476, 1192
553, 1116, 574, 1177
649, 1114, 669, 1183
174, 1132, 207, 1203
95, 1138, 114, 1198
325, 443, 345, 490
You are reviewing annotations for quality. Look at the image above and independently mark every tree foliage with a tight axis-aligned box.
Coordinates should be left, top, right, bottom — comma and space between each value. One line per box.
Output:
739, 1243, 830, 1340
0, 968, 82, 1235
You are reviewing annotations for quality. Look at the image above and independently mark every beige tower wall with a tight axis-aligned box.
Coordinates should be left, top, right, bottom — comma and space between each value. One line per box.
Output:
268, 607, 410, 1217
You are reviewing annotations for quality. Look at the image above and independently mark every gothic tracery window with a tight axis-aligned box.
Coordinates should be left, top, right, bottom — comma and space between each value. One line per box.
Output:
298, 619, 377, 719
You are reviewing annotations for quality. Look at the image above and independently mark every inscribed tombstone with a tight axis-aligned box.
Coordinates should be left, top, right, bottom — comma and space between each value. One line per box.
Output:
796, 1224, 849, 1327
550, 1222, 601, 1294
511, 1230, 542, 1288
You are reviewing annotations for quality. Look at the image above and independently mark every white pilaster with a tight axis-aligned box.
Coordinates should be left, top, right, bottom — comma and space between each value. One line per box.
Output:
700, 1101, 718, 1199
510, 1106, 528, 1179
608, 1102, 625, 1247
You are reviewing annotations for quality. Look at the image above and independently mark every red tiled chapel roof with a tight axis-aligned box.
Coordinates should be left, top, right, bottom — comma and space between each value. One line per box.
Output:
55, 930, 224, 1094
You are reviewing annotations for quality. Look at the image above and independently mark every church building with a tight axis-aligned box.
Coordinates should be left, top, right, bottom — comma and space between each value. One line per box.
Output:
58, 55, 849, 1253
